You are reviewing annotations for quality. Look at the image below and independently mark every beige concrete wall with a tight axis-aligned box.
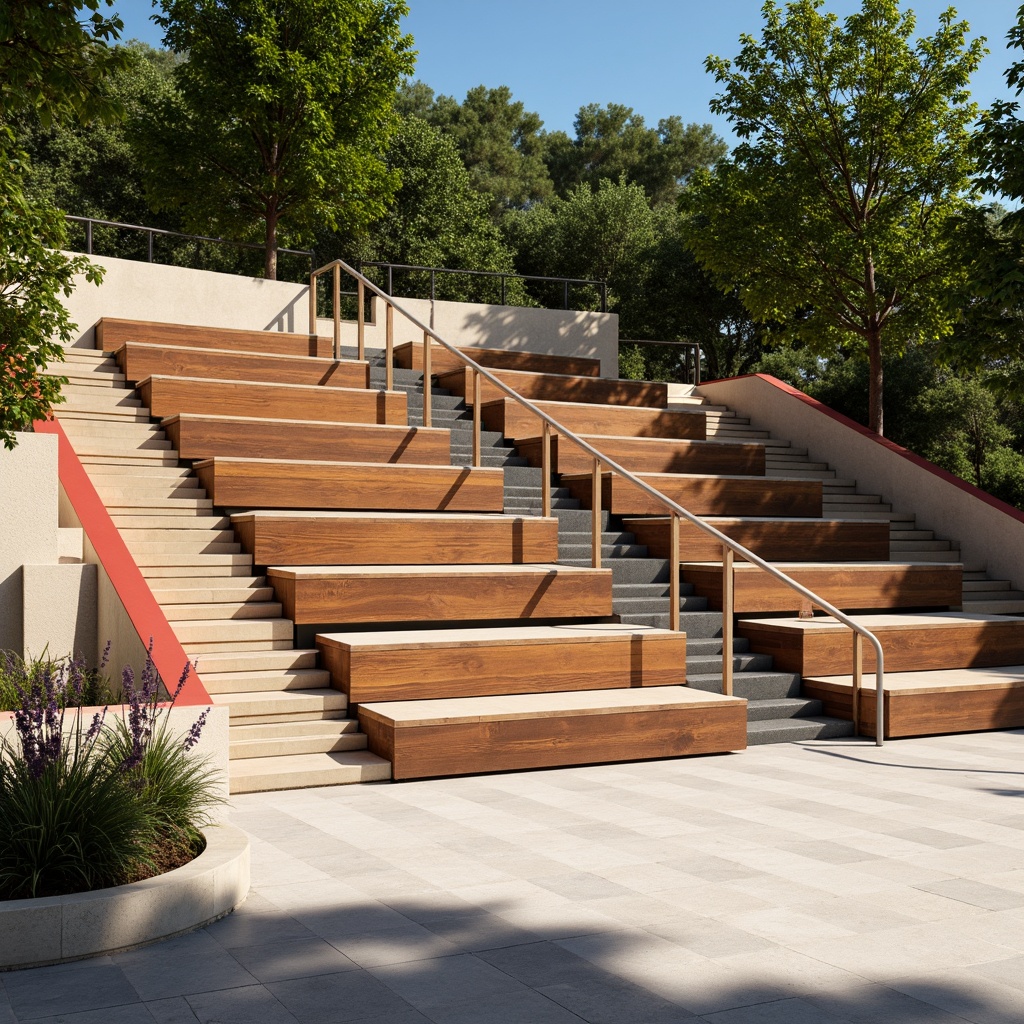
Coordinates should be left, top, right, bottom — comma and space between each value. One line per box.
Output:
61, 254, 620, 375
22, 564, 98, 665
698, 375, 1024, 589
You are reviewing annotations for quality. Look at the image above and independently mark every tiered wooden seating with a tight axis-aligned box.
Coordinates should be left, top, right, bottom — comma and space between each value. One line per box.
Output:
163, 414, 450, 464
737, 612, 1024, 675
395, 341, 601, 377
801, 667, 1024, 739
316, 623, 686, 702
626, 516, 890, 563
516, 434, 765, 476
682, 562, 962, 613
194, 458, 504, 511
139, 376, 406, 424
115, 342, 370, 389
357, 687, 747, 779
232, 511, 558, 565
437, 366, 670, 407
268, 563, 613, 624
96, 317, 337, 358
562, 471, 822, 517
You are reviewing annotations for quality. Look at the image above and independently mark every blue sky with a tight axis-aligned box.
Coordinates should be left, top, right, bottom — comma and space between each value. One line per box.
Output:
111, 0, 1022, 145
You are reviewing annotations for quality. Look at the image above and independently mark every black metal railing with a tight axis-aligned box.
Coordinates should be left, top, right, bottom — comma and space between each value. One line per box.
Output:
619, 338, 703, 385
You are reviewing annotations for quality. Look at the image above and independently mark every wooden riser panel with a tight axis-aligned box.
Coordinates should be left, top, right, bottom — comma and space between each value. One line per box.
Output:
194, 459, 504, 513
233, 513, 558, 565
117, 343, 369, 390
164, 415, 449, 465
267, 568, 613, 624
517, 435, 765, 477
438, 367, 669, 408
359, 703, 747, 779
97, 318, 336, 358
140, 377, 406, 425
395, 342, 601, 377
317, 631, 686, 702
799, 682, 1024, 739
739, 618, 1024, 675
683, 564, 962, 613
562, 473, 822, 518
627, 517, 890, 563
481, 398, 706, 441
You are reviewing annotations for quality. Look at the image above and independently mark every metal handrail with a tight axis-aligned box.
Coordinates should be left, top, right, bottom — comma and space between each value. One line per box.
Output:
357, 259, 608, 312
65, 215, 314, 269
310, 258, 886, 745
621, 338, 703, 386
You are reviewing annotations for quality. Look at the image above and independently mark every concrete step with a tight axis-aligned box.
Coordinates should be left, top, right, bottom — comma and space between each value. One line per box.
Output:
112, 515, 231, 531
745, 697, 824, 721
212, 687, 347, 722
229, 720, 368, 759
194, 649, 318, 674
746, 717, 856, 744
203, 667, 330, 694
228, 750, 391, 794
163, 601, 283, 621
172, 618, 293, 645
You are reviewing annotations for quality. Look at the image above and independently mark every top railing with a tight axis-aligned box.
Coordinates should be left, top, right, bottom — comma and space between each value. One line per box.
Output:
310, 258, 887, 745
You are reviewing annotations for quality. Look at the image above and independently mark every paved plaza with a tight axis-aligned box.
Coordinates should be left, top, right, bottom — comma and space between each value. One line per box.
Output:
3, 731, 1024, 1023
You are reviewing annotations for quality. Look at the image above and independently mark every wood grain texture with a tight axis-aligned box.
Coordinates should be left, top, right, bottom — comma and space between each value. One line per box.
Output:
627, 517, 890, 563
438, 367, 670, 408
561, 473, 823, 518
740, 617, 1024, 675
683, 562, 962, 613
97, 317, 336, 357
194, 458, 504, 512
139, 376, 406, 425
481, 398, 706, 441
266, 565, 613, 624
799, 680, 1024, 739
318, 630, 686, 702
517, 434, 765, 477
359, 703, 747, 779
117, 342, 369, 389
163, 414, 449, 464
232, 511, 558, 565
395, 341, 602, 377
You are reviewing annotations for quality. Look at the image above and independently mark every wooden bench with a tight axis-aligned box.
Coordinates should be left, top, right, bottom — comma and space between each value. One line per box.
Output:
194, 458, 504, 512
265, 563, 613, 624
561, 471, 823, 518
357, 687, 747, 779
437, 367, 670, 408
316, 623, 686, 702
516, 434, 765, 477
163, 414, 450, 464
139, 376, 406, 425
480, 398, 706, 441
625, 516, 890, 563
395, 341, 602, 377
116, 342, 370, 390
231, 510, 558, 565
801, 666, 1024, 739
738, 612, 1024, 675
97, 317, 337, 359
682, 561, 963, 613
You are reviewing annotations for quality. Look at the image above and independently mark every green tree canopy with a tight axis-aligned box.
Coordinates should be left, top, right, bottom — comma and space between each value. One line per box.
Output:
545, 103, 726, 206
141, 0, 414, 279
681, 0, 984, 435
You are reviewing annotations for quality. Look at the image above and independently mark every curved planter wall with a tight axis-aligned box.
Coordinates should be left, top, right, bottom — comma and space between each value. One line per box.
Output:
0, 825, 250, 971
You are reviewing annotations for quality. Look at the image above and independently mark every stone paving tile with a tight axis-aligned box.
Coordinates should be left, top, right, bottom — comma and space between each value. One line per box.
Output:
915, 878, 1024, 911
21, 1006, 157, 1024
1, 961, 141, 1021
269, 970, 429, 1023
184, 985, 299, 1024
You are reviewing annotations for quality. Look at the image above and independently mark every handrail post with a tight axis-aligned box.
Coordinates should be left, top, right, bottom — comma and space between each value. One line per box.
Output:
669, 513, 680, 632
308, 272, 316, 336
86, 218, 93, 255
387, 264, 393, 295
564, 280, 569, 309
852, 631, 863, 736
332, 265, 341, 361
422, 330, 432, 428
591, 458, 602, 569
385, 302, 394, 392
501, 275, 506, 305
147, 230, 154, 262
356, 279, 365, 361
430, 270, 435, 303
722, 545, 734, 696
472, 369, 482, 467
541, 422, 552, 518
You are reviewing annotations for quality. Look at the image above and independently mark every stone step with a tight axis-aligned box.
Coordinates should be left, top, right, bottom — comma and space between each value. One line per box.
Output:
163, 601, 283, 622
212, 687, 347, 722
229, 721, 368, 759
228, 750, 391, 794
194, 649, 318, 674
746, 717, 856, 744
203, 667, 330, 694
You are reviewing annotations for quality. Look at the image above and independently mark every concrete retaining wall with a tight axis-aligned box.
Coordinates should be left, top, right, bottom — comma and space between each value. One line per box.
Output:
698, 374, 1024, 591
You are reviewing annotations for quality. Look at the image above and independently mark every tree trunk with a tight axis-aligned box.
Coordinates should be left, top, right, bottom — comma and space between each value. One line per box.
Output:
867, 328, 883, 436
264, 207, 278, 281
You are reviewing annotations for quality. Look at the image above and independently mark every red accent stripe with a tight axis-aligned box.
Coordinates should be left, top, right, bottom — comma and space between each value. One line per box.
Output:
700, 373, 1024, 526
33, 418, 212, 705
